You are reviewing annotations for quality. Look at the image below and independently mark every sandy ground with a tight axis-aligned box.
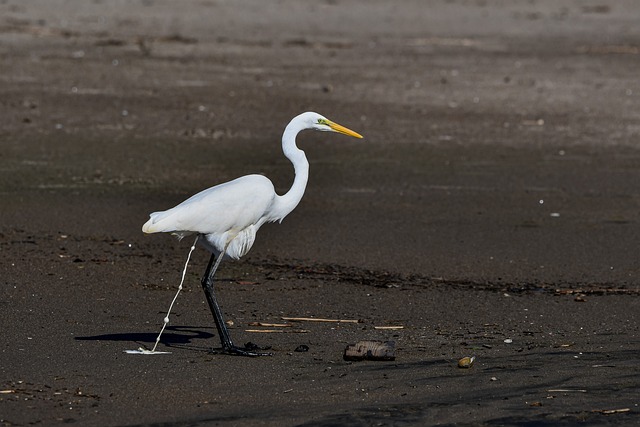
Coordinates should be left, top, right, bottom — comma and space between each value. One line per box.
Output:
1, 0, 639, 425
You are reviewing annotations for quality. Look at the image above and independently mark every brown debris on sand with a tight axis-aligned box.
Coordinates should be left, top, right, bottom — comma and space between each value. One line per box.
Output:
343, 340, 396, 361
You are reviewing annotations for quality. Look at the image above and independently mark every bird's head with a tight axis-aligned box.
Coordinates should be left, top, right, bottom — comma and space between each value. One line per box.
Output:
300, 112, 363, 139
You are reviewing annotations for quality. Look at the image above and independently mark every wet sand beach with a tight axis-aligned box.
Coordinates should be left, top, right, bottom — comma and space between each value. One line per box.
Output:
1, 1, 639, 425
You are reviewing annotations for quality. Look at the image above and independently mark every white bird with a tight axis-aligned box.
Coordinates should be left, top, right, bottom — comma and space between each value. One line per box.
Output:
142, 112, 363, 356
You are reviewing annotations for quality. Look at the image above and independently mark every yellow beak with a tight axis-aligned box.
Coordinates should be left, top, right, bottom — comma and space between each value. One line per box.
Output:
328, 121, 363, 139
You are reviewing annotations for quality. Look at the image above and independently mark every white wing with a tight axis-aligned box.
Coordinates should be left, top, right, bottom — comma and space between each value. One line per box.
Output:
142, 174, 276, 239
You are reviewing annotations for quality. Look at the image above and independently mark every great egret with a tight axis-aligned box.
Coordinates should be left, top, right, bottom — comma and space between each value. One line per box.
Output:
142, 112, 363, 356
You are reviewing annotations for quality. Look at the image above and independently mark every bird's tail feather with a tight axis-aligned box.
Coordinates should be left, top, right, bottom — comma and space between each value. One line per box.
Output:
142, 211, 196, 243
142, 211, 172, 234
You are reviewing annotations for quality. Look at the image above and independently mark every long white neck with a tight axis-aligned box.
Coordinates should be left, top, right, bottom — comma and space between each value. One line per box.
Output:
271, 119, 310, 222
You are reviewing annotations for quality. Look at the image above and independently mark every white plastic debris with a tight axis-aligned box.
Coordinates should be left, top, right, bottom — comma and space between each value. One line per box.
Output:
124, 347, 171, 355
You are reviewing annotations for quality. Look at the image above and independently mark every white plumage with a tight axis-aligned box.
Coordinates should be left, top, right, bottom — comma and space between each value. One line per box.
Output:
142, 112, 362, 259
143, 175, 275, 259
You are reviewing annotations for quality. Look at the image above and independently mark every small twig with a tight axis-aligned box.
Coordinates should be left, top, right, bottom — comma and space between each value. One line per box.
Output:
592, 408, 630, 415
374, 325, 404, 330
547, 389, 587, 393
282, 316, 361, 323
248, 322, 292, 328
245, 329, 309, 333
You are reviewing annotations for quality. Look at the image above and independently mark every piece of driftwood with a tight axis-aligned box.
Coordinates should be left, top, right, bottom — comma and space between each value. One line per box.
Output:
282, 317, 361, 323
592, 408, 630, 415
343, 340, 396, 361
247, 322, 292, 328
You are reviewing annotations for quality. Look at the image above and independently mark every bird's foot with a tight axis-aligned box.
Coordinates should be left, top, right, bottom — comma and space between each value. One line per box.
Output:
214, 342, 273, 357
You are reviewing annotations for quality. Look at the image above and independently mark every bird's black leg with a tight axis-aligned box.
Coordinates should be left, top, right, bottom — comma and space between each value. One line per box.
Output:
201, 252, 271, 357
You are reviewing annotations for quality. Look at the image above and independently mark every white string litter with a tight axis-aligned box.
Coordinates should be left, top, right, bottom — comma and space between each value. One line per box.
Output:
125, 235, 199, 355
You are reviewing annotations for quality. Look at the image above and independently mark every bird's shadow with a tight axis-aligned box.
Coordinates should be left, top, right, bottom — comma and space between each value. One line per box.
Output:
74, 325, 216, 352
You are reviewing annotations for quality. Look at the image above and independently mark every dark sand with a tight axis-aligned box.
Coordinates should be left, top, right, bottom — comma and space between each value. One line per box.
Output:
1, 1, 639, 425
